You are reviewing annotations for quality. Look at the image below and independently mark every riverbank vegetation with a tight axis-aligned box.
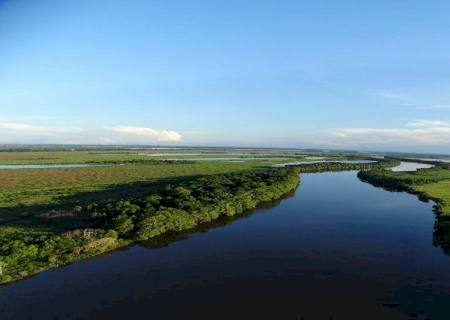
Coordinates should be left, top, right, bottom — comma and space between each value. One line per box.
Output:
358, 164, 450, 253
288, 158, 400, 172
0, 167, 300, 284
358, 166, 450, 214
0, 149, 404, 285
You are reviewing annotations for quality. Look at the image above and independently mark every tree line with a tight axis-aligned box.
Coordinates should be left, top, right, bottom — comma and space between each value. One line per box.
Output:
0, 167, 300, 284
287, 158, 400, 173
358, 164, 450, 255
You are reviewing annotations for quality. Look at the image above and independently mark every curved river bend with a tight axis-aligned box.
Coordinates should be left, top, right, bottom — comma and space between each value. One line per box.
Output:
1, 171, 450, 319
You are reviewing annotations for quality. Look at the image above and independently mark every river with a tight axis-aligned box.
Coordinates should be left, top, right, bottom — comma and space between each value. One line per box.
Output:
1, 171, 450, 319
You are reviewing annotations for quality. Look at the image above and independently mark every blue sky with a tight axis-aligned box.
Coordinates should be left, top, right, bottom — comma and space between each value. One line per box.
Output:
1, 0, 450, 153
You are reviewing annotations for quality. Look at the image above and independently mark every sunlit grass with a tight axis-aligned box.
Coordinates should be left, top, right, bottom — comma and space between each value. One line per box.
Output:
0, 161, 278, 210
414, 180, 450, 215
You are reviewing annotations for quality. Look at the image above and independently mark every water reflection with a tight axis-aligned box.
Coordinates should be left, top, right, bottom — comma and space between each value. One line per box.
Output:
141, 192, 296, 249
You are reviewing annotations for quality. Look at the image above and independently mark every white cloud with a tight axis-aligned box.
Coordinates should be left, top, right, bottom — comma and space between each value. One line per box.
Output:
406, 120, 450, 128
0, 122, 83, 135
332, 120, 450, 146
109, 125, 182, 142
99, 137, 114, 144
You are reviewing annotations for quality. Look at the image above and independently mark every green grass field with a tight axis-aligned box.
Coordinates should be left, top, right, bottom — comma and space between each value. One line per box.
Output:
389, 167, 450, 184
0, 160, 284, 224
0, 150, 147, 164
0, 149, 368, 164
0, 149, 298, 164
414, 180, 450, 216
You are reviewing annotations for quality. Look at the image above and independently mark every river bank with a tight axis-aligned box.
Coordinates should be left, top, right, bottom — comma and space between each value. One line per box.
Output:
2, 171, 449, 319
0, 168, 300, 284
358, 164, 450, 254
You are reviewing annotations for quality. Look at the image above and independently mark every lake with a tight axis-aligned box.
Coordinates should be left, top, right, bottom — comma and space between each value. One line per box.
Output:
391, 162, 434, 172
142, 152, 280, 156
273, 159, 376, 167
1, 171, 450, 319
405, 158, 450, 164
164, 157, 289, 161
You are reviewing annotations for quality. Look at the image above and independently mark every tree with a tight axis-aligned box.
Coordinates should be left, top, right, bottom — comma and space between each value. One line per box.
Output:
112, 214, 134, 236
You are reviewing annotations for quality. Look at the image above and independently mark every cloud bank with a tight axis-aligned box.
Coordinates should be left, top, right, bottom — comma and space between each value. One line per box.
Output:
332, 120, 450, 147
0, 122, 83, 135
1, 119, 448, 153
0, 122, 182, 143
109, 125, 182, 142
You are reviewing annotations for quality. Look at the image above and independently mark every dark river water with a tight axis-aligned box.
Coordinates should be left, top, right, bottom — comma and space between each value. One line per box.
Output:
1, 171, 450, 319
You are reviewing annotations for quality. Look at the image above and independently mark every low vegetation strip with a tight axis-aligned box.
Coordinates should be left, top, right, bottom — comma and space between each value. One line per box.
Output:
0, 167, 300, 284
287, 158, 400, 172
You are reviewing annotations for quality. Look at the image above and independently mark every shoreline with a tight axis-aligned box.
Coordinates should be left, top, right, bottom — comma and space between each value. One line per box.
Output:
0, 168, 301, 285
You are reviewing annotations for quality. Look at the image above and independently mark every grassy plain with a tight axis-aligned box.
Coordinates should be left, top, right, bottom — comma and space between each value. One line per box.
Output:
414, 180, 450, 216
0, 149, 298, 164
0, 148, 370, 164
0, 160, 284, 224
0, 150, 147, 164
